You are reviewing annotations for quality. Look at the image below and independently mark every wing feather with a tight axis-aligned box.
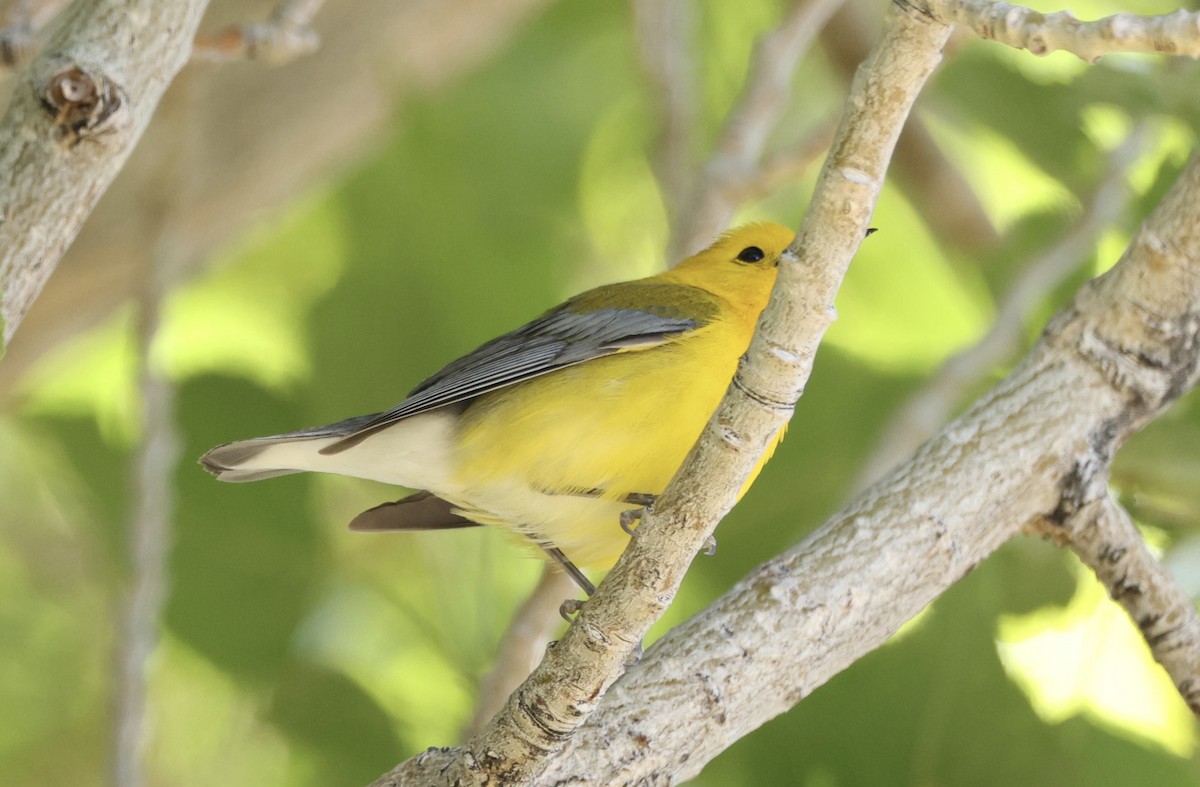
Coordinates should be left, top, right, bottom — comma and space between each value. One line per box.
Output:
317, 281, 718, 455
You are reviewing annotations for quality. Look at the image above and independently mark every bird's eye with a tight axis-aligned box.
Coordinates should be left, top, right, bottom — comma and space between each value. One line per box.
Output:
736, 246, 765, 263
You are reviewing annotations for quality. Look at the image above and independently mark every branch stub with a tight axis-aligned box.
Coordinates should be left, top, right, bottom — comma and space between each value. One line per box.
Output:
38, 61, 130, 147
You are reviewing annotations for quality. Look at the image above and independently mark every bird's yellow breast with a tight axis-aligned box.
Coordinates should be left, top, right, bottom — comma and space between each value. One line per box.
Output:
448, 304, 781, 568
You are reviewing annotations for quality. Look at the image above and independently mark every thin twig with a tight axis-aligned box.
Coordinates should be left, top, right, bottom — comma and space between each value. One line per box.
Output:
113, 296, 180, 787
193, 0, 323, 65
672, 0, 848, 259
917, 0, 1200, 62
633, 0, 697, 229
465, 567, 574, 737
854, 122, 1151, 490
110, 82, 195, 786
0, 0, 70, 67
1028, 495, 1200, 713
732, 116, 838, 203
113, 244, 186, 785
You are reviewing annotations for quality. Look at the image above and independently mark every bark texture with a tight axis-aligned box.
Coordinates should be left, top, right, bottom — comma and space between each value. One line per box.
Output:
0, 0, 211, 345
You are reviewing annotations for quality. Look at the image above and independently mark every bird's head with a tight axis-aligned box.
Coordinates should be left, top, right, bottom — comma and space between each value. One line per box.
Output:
670, 221, 795, 310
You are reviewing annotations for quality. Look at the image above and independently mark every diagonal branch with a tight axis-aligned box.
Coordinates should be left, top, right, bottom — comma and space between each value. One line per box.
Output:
1028, 495, 1200, 712
0, 0, 210, 347
469, 0, 840, 744
371, 3, 954, 784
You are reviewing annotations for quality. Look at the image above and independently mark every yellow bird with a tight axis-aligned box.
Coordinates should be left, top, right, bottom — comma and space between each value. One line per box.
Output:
201, 222, 794, 593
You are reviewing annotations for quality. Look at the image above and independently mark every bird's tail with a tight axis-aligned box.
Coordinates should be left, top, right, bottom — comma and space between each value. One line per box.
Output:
199, 409, 456, 489
200, 412, 387, 482
200, 434, 345, 482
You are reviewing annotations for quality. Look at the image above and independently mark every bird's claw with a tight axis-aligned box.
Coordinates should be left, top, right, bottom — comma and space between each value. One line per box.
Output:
619, 493, 658, 536
620, 507, 643, 536
702, 535, 717, 556
559, 598, 585, 622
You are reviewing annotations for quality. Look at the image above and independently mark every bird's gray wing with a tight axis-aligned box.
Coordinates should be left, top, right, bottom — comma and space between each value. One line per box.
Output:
318, 282, 716, 454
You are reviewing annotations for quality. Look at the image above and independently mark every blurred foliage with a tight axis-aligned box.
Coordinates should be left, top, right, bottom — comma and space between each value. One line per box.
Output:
2, 0, 1200, 785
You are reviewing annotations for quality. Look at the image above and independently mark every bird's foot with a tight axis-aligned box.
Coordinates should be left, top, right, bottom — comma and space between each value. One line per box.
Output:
619, 507, 643, 536
559, 598, 586, 622
619, 493, 657, 536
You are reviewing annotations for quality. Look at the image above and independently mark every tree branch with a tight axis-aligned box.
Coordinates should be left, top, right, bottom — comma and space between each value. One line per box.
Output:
192, 0, 323, 65
633, 0, 697, 233
0, 0, 210, 347
671, 0, 848, 260
110, 88, 195, 787
917, 0, 1200, 61
461, 0, 839, 753
371, 3, 953, 784
458, 0, 840, 758
822, 1, 1000, 254
539, 143, 1200, 785
1028, 495, 1200, 713
113, 257, 183, 787
734, 117, 838, 203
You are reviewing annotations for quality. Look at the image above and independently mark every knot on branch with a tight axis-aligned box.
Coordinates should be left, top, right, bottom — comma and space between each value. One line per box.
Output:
1045, 447, 1111, 527
37, 62, 129, 147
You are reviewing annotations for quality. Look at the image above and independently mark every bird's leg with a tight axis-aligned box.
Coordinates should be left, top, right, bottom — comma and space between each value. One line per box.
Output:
543, 545, 595, 595
619, 492, 657, 536
544, 527, 653, 664
541, 545, 596, 621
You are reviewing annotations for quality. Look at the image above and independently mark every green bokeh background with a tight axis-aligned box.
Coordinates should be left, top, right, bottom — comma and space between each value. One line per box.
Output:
3, 1, 1200, 784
